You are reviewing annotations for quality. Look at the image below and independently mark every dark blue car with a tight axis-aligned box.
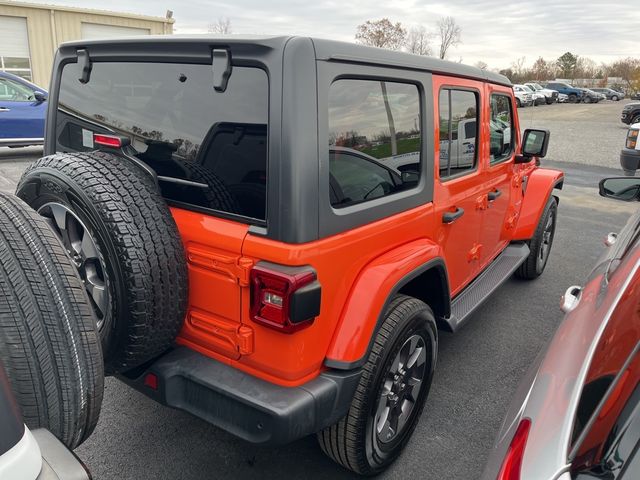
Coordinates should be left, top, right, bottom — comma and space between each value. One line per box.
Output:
0, 71, 47, 147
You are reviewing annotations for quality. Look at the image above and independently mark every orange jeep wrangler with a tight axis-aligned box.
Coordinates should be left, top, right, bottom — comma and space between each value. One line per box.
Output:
13, 36, 563, 474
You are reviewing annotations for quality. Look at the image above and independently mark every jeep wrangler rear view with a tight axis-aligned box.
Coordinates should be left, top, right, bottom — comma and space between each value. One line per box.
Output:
1, 36, 563, 475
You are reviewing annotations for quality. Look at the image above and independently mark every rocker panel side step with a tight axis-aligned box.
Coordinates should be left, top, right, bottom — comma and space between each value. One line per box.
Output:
446, 243, 530, 332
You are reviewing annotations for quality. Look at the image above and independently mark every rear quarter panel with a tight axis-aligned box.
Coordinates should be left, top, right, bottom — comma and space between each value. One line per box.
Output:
240, 203, 437, 385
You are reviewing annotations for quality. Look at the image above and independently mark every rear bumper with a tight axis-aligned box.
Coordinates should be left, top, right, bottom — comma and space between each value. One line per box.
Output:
119, 347, 361, 445
621, 148, 640, 175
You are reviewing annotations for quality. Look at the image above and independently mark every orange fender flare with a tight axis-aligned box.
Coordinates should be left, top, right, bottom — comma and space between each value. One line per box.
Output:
513, 168, 564, 241
324, 238, 445, 368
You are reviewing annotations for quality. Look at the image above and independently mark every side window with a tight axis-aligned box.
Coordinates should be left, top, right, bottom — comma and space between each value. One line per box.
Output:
439, 89, 478, 179
328, 79, 421, 208
489, 94, 514, 163
0, 78, 33, 102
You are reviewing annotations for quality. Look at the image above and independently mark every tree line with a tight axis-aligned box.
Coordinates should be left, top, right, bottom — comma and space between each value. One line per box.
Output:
498, 53, 640, 91
207, 17, 639, 92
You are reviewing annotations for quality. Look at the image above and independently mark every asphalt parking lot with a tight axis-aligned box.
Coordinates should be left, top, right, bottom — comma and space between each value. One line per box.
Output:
0, 100, 637, 479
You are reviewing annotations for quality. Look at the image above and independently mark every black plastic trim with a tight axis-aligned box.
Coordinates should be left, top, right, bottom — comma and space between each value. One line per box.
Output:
290, 280, 321, 324
324, 258, 449, 370
621, 148, 640, 175
118, 347, 361, 445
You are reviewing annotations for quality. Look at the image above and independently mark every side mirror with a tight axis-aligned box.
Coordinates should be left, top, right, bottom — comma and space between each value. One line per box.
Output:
400, 170, 419, 186
522, 129, 550, 158
599, 177, 640, 202
33, 91, 47, 102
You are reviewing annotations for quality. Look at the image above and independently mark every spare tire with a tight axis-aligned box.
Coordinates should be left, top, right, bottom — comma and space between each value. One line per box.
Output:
16, 151, 188, 373
0, 193, 103, 448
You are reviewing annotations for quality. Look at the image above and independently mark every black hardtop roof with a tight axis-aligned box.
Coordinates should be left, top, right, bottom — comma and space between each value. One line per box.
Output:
59, 34, 511, 87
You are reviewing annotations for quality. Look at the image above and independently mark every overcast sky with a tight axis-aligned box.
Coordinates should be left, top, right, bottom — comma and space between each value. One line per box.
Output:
20, 0, 640, 69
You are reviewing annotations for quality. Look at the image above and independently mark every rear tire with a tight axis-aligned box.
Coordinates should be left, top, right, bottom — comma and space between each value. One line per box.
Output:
516, 196, 557, 280
16, 152, 188, 373
0, 193, 103, 449
631, 115, 640, 126
318, 295, 437, 475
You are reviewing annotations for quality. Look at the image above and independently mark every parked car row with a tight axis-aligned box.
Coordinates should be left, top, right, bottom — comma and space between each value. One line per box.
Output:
513, 80, 626, 107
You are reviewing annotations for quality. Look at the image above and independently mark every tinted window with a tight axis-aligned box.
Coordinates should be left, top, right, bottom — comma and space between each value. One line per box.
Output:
57, 62, 268, 221
328, 79, 421, 208
490, 94, 514, 163
439, 89, 478, 179
0, 77, 34, 101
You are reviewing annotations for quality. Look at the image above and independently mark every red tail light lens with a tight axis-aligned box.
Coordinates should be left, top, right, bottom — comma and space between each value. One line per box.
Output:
93, 134, 125, 148
250, 264, 320, 333
497, 418, 532, 480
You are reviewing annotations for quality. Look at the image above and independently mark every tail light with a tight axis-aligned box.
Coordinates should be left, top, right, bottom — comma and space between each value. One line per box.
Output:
93, 133, 130, 148
497, 418, 532, 480
250, 263, 321, 333
626, 129, 638, 149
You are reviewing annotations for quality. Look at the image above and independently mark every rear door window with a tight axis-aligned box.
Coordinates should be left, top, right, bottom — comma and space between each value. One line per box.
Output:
439, 88, 478, 179
56, 62, 269, 222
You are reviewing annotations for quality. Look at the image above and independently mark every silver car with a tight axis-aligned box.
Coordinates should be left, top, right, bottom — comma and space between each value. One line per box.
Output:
483, 176, 640, 480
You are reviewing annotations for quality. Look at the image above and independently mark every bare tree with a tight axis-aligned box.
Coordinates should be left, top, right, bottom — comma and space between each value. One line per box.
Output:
531, 57, 555, 81
208, 17, 232, 34
474, 61, 488, 71
406, 26, 432, 56
437, 16, 461, 60
355, 18, 407, 50
607, 57, 640, 89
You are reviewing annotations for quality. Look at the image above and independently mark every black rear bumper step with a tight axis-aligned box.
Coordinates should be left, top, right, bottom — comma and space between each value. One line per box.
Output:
119, 347, 361, 445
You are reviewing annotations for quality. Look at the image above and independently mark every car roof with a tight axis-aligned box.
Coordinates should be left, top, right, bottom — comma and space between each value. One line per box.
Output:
58, 34, 512, 87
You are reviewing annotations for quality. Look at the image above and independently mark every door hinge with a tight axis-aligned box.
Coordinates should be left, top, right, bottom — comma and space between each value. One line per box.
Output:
505, 212, 518, 230
467, 243, 483, 262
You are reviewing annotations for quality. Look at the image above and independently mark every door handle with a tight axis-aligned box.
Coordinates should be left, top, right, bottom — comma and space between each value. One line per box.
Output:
560, 285, 582, 313
488, 189, 502, 201
443, 207, 464, 224
0, 107, 10, 112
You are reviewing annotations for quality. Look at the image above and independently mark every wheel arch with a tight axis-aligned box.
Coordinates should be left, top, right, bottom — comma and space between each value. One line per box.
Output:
324, 241, 449, 370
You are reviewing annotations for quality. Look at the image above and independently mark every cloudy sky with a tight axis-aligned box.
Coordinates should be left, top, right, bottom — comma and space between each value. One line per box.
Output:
19, 0, 640, 69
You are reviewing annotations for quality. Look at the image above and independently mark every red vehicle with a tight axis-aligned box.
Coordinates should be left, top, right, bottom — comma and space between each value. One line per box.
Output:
1, 36, 562, 475
483, 176, 640, 480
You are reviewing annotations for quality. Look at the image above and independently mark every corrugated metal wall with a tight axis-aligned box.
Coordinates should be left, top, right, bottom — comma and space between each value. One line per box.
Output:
0, 2, 172, 87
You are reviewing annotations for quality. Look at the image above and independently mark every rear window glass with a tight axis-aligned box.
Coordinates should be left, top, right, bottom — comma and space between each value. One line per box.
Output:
56, 62, 268, 221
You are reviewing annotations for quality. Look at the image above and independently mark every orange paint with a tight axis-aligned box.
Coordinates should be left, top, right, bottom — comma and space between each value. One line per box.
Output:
170, 74, 564, 387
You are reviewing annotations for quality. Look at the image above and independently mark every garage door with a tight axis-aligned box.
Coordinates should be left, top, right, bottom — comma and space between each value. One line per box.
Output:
81, 23, 150, 39
0, 16, 32, 80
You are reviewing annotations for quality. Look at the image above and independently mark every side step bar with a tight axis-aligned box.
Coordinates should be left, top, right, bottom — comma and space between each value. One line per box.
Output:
445, 243, 530, 332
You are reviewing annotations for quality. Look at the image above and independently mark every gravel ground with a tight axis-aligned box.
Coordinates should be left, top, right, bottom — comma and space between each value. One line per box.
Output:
518, 99, 632, 168
0, 100, 637, 479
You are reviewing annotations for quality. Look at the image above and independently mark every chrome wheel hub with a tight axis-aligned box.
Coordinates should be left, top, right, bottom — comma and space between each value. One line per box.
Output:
374, 334, 426, 444
38, 203, 109, 330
